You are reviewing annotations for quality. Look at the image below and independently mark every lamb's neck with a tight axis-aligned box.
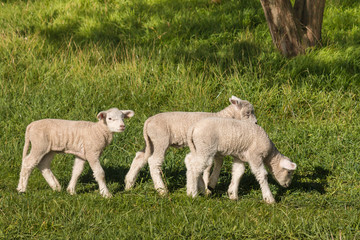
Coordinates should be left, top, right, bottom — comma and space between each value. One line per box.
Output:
265, 145, 282, 171
94, 121, 113, 146
216, 105, 234, 118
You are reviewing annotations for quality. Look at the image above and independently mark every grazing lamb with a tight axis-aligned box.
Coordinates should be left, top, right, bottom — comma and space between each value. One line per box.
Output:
185, 117, 297, 204
17, 108, 134, 198
125, 96, 257, 195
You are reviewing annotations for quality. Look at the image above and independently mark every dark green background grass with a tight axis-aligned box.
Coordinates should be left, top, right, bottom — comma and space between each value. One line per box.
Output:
0, 0, 359, 239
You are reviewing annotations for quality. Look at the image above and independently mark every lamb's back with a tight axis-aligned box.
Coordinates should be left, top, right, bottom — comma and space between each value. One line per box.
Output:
146, 112, 216, 147
28, 119, 97, 156
193, 118, 272, 156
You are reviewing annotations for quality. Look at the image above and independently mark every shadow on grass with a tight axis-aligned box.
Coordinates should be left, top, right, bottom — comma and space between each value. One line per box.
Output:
75, 162, 185, 194
35, 0, 264, 69
196, 166, 330, 201
76, 163, 330, 201
76, 165, 130, 194
28, 0, 358, 90
274, 166, 331, 202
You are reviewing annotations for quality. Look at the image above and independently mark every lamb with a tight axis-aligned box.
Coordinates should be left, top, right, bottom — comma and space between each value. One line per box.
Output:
185, 117, 297, 204
124, 96, 257, 195
17, 108, 134, 198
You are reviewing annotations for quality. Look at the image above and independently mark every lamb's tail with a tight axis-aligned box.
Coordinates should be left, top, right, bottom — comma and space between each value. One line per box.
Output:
187, 124, 197, 154
22, 124, 32, 160
142, 119, 153, 161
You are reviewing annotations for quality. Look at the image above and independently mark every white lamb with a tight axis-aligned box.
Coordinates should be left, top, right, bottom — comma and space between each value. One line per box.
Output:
125, 96, 257, 195
185, 117, 297, 204
17, 108, 134, 198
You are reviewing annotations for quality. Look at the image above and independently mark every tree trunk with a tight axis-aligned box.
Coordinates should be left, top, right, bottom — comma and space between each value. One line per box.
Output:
260, 0, 326, 57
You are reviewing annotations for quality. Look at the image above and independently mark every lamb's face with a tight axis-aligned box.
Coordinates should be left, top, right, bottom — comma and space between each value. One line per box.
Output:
97, 108, 135, 133
273, 157, 297, 188
230, 97, 257, 124
239, 103, 257, 124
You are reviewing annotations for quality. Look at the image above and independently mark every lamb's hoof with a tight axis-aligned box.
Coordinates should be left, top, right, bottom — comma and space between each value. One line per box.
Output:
124, 182, 134, 191
263, 196, 275, 204
66, 188, 76, 195
100, 189, 113, 198
16, 187, 26, 193
205, 188, 212, 196
157, 188, 168, 196
102, 192, 113, 198
227, 191, 239, 201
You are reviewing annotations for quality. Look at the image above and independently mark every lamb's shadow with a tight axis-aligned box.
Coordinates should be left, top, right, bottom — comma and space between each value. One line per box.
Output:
274, 166, 330, 202
74, 162, 330, 200
210, 171, 258, 198
75, 165, 130, 194
204, 166, 331, 200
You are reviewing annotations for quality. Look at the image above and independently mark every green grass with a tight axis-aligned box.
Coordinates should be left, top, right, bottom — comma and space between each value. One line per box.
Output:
0, 0, 359, 239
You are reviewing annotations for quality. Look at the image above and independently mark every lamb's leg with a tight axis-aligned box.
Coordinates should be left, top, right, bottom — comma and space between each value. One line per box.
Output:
148, 146, 168, 196
37, 152, 61, 192
17, 148, 47, 193
227, 159, 245, 200
185, 153, 195, 197
67, 157, 86, 195
189, 155, 213, 197
202, 165, 212, 195
190, 168, 202, 198
87, 156, 112, 198
206, 155, 224, 192
124, 150, 147, 190
249, 160, 275, 204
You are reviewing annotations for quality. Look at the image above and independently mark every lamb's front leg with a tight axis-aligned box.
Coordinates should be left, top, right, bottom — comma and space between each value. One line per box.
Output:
227, 158, 245, 200
249, 161, 275, 204
67, 157, 86, 195
87, 155, 112, 198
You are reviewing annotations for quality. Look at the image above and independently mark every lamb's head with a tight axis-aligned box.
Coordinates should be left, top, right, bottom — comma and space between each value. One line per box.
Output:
97, 108, 135, 133
270, 155, 297, 188
228, 96, 257, 124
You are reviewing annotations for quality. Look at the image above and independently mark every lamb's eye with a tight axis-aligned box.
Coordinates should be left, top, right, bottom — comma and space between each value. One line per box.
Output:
108, 118, 112, 120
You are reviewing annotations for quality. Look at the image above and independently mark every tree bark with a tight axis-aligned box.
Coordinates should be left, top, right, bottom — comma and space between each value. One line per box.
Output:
260, 0, 326, 57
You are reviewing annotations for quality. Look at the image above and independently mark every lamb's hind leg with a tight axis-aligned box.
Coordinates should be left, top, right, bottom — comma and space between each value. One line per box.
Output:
204, 154, 224, 194
202, 164, 212, 195
187, 153, 213, 198
17, 148, 48, 193
125, 150, 147, 190
185, 153, 195, 197
37, 152, 61, 192
148, 146, 168, 195
67, 157, 86, 195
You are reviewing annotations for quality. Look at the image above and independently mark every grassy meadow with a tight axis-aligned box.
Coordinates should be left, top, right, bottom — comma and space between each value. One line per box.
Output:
0, 0, 359, 238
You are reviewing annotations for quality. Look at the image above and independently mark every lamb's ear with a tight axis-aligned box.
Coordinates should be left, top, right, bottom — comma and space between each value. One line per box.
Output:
280, 158, 297, 170
229, 96, 242, 106
97, 111, 107, 121
122, 110, 135, 118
